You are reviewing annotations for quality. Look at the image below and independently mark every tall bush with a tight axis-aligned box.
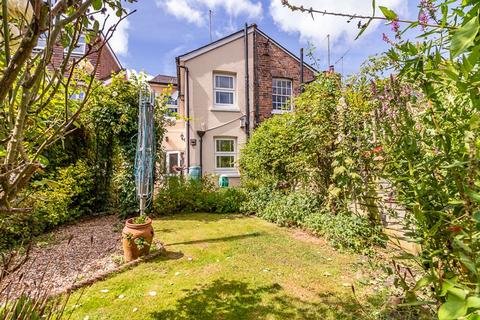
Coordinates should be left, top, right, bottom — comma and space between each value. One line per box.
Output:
280, 0, 480, 315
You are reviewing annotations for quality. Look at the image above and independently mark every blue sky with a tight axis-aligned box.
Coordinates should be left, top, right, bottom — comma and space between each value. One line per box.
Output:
110, 0, 421, 78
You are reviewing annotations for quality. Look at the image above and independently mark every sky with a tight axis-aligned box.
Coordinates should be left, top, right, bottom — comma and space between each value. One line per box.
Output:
106, 0, 421, 78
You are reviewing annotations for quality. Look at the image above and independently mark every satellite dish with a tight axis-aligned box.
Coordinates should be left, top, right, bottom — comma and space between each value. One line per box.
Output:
171, 91, 179, 100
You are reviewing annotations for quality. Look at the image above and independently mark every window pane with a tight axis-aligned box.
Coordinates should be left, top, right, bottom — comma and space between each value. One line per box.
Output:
168, 153, 179, 173
215, 76, 233, 89
71, 35, 86, 54
167, 97, 177, 105
38, 34, 47, 48
272, 78, 292, 110
216, 139, 234, 152
215, 91, 233, 104
216, 156, 234, 168
167, 107, 178, 115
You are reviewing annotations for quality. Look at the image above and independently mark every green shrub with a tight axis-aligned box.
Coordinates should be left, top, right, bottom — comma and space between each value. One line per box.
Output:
256, 191, 321, 227
304, 211, 385, 255
240, 182, 280, 214
153, 177, 245, 215
0, 160, 95, 250
31, 160, 95, 229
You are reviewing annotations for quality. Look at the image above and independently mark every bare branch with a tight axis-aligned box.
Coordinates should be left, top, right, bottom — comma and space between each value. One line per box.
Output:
281, 0, 456, 30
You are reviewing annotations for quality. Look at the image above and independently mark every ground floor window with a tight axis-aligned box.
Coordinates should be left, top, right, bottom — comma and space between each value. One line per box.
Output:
214, 138, 236, 169
166, 151, 182, 175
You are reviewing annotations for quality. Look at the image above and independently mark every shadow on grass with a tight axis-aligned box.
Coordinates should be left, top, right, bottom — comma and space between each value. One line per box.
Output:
147, 250, 185, 264
150, 279, 363, 320
165, 232, 262, 246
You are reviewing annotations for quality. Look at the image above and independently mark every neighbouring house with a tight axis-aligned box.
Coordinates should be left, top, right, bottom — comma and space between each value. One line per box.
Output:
148, 75, 184, 175
158, 24, 317, 185
34, 33, 123, 81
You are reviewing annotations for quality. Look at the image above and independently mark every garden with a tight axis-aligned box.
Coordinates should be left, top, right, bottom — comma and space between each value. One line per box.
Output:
1, 0, 480, 319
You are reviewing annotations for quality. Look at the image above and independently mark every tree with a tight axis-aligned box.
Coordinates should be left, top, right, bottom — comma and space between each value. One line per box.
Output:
0, 0, 133, 212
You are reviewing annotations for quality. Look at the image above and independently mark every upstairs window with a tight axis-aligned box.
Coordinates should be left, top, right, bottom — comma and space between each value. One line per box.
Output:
214, 74, 235, 106
66, 35, 86, 56
166, 91, 178, 115
272, 78, 292, 112
215, 138, 236, 169
34, 33, 48, 51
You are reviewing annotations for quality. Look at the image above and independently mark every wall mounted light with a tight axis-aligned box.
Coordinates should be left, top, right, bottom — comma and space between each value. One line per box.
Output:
240, 116, 246, 128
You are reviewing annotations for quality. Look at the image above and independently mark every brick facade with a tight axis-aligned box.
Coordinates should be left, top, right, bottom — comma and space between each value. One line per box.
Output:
253, 31, 315, 123
47, 37, 122, 81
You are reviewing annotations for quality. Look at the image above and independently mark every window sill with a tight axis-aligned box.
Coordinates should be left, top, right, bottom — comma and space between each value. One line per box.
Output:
214, 170, 240, 178
271, 109, 292, 114
210, 107, 241, 112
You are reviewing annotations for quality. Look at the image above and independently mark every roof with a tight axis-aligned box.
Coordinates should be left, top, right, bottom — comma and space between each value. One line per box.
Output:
177, 24, 318, 74
99, 33, 123, 72
149, 74, 178, 85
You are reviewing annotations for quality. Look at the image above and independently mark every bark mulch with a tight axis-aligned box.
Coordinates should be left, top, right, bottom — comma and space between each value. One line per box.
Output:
1, 215, 126, 299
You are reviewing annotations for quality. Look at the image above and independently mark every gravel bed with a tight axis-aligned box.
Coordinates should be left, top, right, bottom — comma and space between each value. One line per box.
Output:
1, 215, 125, 299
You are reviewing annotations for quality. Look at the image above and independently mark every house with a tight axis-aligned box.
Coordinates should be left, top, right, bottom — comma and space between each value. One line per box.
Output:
157, 24, 317, 184
148, 75, 184, 175
34, 33, 123, 81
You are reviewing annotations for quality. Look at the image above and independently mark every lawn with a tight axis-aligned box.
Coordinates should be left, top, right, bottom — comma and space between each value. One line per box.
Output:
68, 213, 389, 319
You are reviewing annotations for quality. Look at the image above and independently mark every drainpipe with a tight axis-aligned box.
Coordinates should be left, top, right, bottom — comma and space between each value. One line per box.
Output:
196, 130, 205, 176
300, 48, 304, 93
253, 28, 259, 128
179, 64, 190, 169
244, 23, 250, 139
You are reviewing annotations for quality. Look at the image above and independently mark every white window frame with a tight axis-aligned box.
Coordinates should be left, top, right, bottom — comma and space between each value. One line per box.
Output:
166, 91, 178, 116
166, 151, 181, 175
213, 74, 236, 108
65, 34, 86, 56
214, 137, 236, 171
272, 78, 293, 113
33, 33, 48, 52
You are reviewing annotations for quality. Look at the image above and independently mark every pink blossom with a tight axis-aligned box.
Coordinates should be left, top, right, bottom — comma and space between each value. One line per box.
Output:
382, 33, 395, 45
391, 19, 400, 33
419, 11, 429, 29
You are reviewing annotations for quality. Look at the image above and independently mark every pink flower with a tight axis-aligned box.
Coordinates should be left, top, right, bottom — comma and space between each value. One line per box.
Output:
391, 19, 400, 33
382, 33, 390, 43
419, 11, 429, 29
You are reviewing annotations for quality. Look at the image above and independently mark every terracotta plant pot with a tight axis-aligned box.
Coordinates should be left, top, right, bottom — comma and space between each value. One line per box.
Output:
122, 217, 154, 263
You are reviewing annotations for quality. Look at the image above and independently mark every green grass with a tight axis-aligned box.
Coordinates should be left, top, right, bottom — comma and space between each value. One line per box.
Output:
67, 213, 394, 319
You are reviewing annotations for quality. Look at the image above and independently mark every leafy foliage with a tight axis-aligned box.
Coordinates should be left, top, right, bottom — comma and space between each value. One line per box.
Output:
0, 0, 133, 211
279, 0, 480, 315
154, 177, 246, 215
0, 160, 94, 249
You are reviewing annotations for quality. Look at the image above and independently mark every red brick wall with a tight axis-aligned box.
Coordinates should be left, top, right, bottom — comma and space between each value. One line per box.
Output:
91, 42, 122, 80
47, 37, 121, 80
254, 32, 315, 123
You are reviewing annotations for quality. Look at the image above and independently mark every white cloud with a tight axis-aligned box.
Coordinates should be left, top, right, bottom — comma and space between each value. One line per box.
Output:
157, 0, 262, 26
96, 7, 131, 57
163, 0, 205, 26
269, 0, 407, 49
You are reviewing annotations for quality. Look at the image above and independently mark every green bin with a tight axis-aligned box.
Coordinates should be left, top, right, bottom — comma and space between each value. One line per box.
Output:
219, 175, 229, 188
